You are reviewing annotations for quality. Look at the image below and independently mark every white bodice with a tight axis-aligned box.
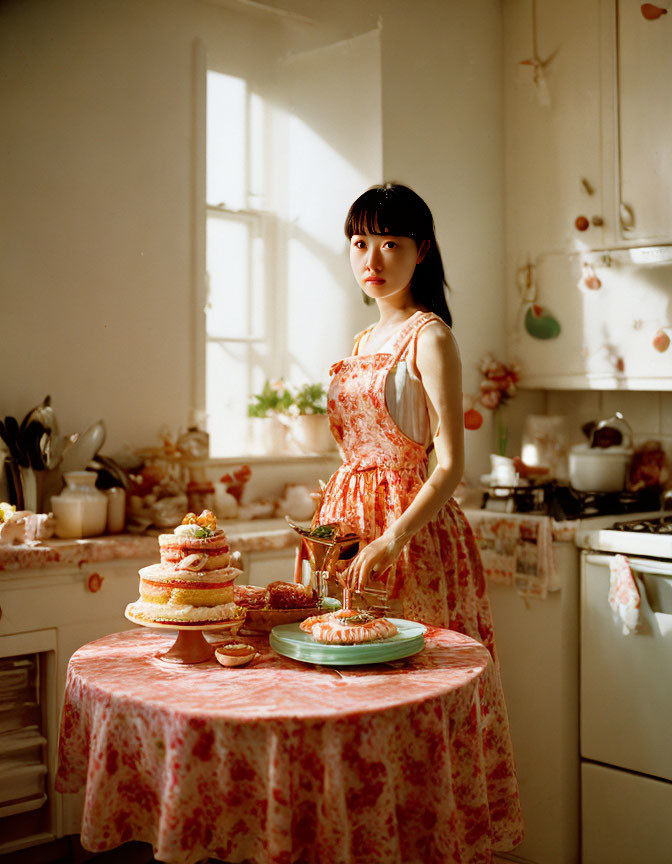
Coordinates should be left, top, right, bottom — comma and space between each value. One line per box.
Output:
357, 328, 432, 448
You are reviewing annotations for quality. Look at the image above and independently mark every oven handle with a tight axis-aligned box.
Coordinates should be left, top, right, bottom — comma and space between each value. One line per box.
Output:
584, 552, 672, 579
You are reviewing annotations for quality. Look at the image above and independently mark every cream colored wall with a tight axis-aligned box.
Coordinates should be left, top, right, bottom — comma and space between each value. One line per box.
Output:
0, 0, 285, 453
279, 28, 383, 384
2, 0, 520, 478
379, 0, 544, 479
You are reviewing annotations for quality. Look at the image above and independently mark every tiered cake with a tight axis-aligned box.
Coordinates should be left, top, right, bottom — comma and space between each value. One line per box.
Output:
126, 510, 244, 626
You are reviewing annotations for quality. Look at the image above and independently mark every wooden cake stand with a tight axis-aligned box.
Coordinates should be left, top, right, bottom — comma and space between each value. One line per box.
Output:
124, 609, 244, 664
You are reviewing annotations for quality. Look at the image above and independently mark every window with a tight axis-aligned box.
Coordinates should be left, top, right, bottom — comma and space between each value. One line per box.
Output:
204, 71, 276, 455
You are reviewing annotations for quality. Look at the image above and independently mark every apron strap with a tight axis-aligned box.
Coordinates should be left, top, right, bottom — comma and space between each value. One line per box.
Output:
352, 324, 375, 356
389, 311, 443, 370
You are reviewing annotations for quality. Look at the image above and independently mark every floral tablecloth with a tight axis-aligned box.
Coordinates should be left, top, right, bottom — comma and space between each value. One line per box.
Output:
56, 627, 522, 864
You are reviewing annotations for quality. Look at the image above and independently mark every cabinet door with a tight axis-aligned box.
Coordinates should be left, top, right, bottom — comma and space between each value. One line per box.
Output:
616, 0, 672, 243
503, 0, 604, 255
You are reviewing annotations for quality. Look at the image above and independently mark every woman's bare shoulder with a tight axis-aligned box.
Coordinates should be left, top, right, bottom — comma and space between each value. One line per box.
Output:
416, 316, 460, 362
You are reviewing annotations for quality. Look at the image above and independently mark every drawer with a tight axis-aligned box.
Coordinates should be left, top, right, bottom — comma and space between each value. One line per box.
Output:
582, 761, 672, 864
0, 561, 149, 636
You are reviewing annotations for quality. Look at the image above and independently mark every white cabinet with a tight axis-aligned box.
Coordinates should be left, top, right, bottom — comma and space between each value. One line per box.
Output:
504, 0, 672, 390
504, 0, 604, 257
0, 559, 150, 850
0, 561, 147, 698
610, 0, 672, 245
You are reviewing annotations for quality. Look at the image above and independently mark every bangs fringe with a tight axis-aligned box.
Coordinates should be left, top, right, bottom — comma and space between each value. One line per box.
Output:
345, 188, 418, 240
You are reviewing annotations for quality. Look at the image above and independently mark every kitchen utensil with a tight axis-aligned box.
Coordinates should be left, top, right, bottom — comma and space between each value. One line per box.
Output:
2, 417, 28, 467
24, 421, 46, 470
19, 396, 61, 468
589, 411, 633, 449
60, 420, 106, 474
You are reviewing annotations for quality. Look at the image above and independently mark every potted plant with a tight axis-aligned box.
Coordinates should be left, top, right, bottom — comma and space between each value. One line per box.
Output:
287, 383, 334, 454
247, 380, 293, 454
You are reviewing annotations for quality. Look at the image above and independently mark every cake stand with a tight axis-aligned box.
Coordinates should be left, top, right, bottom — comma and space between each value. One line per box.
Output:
124, 609, 244, 664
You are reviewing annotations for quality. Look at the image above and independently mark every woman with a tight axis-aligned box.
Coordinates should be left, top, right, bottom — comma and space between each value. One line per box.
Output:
313, 182, 523, 852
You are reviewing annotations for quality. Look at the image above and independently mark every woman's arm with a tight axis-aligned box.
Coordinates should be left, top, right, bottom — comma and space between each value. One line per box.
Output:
345, 322, 464, 591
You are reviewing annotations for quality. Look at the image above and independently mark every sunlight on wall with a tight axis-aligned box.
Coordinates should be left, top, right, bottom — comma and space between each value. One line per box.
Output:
204, 30, 381, 455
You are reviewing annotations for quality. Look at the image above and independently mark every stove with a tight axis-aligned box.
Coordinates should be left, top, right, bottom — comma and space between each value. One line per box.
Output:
481, 481, 661, 521
611, 515, 672, 534
575, 510, 672, 558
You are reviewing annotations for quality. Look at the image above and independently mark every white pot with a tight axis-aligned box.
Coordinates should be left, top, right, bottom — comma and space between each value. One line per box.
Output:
289, 414, 334, 454
251, 416, 288, 455
569, 444, 633, 492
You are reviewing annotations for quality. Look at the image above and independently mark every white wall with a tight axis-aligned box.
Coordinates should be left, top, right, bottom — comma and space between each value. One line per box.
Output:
1, 0, 513, 479
0, 0, 286, 453
378, 0, 530, 479
281, 29, 383, 384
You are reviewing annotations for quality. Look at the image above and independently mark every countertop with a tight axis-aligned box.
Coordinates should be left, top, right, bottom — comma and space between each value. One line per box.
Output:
0, 518, 299, 573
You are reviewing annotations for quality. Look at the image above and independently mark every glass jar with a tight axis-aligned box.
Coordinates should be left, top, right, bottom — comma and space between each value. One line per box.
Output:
51, 471, 108, 538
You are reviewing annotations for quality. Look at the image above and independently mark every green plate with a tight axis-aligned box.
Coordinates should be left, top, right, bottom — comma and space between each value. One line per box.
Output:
269, 618, 426, 666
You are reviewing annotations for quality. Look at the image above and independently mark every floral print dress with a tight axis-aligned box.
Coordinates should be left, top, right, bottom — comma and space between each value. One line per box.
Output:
313, 309, 524, 851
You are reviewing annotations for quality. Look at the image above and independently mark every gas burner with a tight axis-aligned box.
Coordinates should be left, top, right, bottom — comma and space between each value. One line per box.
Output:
611, 515, 672, 534
480, 482, 662, 519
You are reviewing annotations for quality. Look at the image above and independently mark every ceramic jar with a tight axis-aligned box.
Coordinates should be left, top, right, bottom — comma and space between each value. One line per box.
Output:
51, 471, 108, 538
105, 487, 126, 534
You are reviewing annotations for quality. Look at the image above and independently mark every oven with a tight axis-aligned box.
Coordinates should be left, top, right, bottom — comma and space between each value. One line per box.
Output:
579, 515, 672, 864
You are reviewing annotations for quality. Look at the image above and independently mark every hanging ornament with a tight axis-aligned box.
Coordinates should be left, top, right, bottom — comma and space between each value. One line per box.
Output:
578, 261, 602, 292
518, 0, 559, 108
641, 4, 667, 20
463, 394, 484, 431
524, 304, 561, 339
653, 329, 671, 352
464, 408, 484, 431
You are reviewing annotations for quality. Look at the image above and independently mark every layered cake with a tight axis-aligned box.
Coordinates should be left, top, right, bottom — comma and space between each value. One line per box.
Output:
126, 510, 244, 626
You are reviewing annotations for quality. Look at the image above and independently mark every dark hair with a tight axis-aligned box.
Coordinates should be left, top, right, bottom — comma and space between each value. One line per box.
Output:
344, 183, 452, 327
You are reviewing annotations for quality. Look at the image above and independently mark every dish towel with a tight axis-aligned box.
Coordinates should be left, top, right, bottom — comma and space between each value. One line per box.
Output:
469, 514, 557, 600
608, 554, 642, 635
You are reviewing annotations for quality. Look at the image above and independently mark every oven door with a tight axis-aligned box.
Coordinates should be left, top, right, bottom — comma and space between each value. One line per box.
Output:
581, 550, 672, 781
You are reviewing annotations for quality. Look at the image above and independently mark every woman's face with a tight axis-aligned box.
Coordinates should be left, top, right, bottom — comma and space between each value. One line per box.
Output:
349, 232, 424, 301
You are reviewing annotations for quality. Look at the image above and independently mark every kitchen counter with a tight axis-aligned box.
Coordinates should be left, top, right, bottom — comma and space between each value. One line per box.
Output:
0, 518, 298, 573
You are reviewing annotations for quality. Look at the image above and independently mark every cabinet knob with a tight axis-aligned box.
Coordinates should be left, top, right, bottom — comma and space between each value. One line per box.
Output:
87, 572, 103, 593
575, 215, 590, 231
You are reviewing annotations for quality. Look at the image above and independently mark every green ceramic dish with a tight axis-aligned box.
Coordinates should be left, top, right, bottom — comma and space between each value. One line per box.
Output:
269, 618, 426, 666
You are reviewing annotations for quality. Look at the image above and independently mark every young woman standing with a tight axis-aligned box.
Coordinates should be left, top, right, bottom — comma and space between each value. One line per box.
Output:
312, 183, 524, 853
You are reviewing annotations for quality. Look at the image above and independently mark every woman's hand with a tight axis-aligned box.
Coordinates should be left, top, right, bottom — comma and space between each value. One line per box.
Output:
344, 535, 402, 592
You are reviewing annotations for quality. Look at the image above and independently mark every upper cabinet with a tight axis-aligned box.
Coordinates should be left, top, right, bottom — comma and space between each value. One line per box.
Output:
504, 0, 672, 391
610, 0, 672, 245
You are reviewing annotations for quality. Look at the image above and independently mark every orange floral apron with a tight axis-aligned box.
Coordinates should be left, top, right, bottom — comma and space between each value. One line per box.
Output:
313, 310, 524, 851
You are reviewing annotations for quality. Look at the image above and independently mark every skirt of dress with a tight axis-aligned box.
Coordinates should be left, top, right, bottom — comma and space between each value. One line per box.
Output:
313, 463, 524, 851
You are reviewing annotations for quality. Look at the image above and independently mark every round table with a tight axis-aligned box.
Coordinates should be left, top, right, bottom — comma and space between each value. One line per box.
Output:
56, 627, 523, 864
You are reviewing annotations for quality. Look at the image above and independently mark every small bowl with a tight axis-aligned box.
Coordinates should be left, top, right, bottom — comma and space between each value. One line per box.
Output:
214, 642, 257, 667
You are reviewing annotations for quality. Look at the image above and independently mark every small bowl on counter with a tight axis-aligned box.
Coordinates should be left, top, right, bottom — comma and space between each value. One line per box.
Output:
214, 642, 257, 668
